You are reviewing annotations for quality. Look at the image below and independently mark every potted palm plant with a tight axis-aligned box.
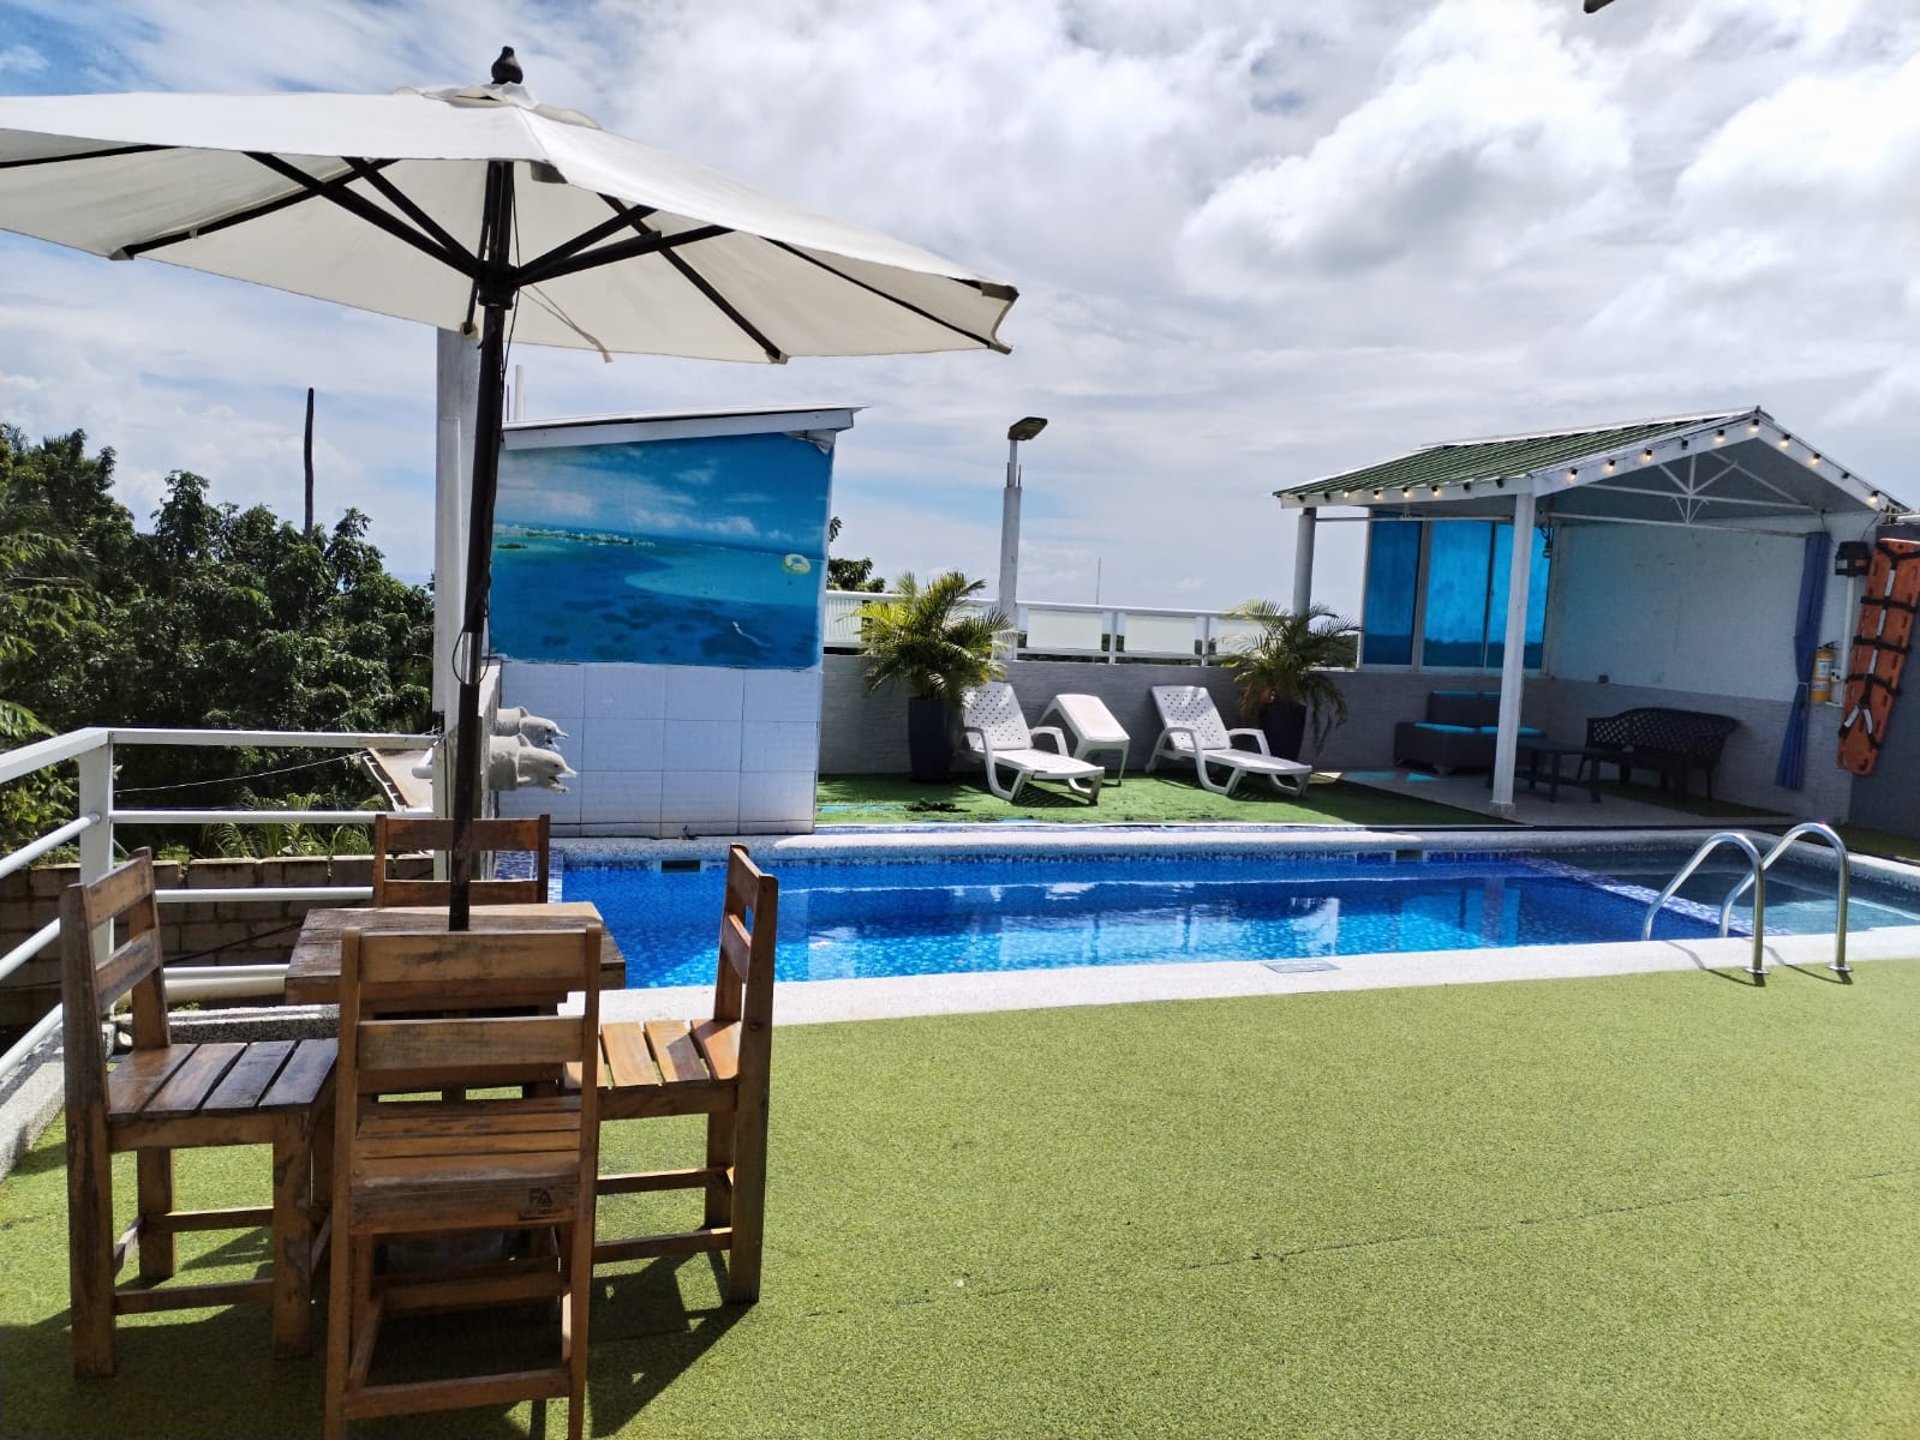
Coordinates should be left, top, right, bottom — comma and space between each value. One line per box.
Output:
1219, 600, 1360, 761
855, 571, 1009, 781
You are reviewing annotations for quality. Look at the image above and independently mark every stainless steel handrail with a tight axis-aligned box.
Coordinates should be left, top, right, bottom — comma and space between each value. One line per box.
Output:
1718, 822, 1851, 979
1643, 831, 1767, 980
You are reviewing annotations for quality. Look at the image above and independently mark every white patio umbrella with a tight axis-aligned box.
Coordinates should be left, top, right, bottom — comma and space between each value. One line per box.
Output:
0, 68, 1017, 925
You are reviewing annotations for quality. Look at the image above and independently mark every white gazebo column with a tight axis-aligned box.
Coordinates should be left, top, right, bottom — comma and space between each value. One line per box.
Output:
1489, 488, 1536, 818
432, 327, 480, 727
1292, 506, 1317, 615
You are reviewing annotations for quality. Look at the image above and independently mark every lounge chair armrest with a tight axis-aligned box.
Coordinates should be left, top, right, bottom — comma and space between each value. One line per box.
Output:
961, 725, 993, 761
1225, 728, 1271, 755
1029, 726, 1069, 754
1155, 724, 1199, 753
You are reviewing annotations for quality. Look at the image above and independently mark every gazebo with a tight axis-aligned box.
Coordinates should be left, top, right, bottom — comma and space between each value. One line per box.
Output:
1276, 408, 1906, 817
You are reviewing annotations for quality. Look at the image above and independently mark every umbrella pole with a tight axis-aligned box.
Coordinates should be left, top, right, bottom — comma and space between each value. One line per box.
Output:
448, 160, 516, 931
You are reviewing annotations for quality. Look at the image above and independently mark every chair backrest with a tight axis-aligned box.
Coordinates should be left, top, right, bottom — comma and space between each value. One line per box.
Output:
337, 925, 601, 1101
1152, 685, 1232, 751
371, 814, 550, 907
962, 683, 1033, 751
59, 851, 170, 1101
713, 845, 778, 1079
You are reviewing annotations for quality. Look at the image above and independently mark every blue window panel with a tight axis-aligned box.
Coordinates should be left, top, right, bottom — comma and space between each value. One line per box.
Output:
1486, 524, 1551, 669
1422, 522, 1495, 667
1361, 519, 1419, 666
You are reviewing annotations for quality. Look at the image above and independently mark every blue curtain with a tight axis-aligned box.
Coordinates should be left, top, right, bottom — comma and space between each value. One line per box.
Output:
1774, 531, 1831, 790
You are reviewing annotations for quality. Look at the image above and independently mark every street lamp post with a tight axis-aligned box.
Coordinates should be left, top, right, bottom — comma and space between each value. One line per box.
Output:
999, 416, 1048, 641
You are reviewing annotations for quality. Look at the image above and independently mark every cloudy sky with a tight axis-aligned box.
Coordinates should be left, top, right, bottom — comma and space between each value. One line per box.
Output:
0, 0, 1914, 619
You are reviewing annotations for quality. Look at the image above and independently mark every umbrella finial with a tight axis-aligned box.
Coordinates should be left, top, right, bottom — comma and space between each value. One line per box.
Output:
491, 46, 523, 86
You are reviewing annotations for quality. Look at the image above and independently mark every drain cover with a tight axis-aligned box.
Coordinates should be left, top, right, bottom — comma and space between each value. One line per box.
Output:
1263, 960, 1340, 974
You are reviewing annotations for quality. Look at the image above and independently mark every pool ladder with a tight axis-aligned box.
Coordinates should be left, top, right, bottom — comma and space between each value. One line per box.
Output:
1642, 823, 1851, 983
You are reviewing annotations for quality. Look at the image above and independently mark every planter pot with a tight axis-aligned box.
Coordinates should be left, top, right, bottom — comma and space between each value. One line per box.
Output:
906, 695, 955, 782
1259, 701, 1309, 762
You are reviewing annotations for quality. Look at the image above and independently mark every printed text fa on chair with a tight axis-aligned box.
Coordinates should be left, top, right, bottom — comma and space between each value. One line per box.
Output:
577, 844, 776, 1302
60, 851, 335, 1377
960, 682, 1106, 804
1146, 685, 1313, 796
325, 924, 601, 1440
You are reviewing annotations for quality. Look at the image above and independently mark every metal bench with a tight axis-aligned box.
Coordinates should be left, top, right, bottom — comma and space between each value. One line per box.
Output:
1584, 707, 1739, 800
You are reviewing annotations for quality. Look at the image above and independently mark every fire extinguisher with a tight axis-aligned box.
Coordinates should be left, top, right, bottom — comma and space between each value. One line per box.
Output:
1810, 642, 1836, 706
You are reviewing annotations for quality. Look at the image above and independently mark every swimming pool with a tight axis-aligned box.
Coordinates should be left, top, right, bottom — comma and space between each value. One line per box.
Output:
561, 846, 1920, 988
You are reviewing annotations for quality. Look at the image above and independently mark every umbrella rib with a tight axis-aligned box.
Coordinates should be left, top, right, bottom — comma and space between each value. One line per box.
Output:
512, 222, 730, 287
763, 239, 1010, 353
246, 152, 480, 279
116, 157, 400, 260
516, 198, 660, 281
0, 142, 170, 171
341, 158, 476, 268
597, 194, 785, 363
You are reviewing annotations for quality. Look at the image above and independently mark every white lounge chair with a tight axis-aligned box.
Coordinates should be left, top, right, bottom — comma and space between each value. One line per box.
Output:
1038, 693, 1130, 784
960, 683, 1105, 804
1146, 685, 1313, 797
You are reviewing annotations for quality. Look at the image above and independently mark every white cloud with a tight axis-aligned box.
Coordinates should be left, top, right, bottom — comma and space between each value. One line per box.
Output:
0, 0, 1913, 624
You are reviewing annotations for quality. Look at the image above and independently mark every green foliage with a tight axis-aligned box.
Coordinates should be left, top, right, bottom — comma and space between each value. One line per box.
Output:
826, 514, 885, 592
854, 570, 1008, 703
0, 424, 433, 854
1219, 600, 1360, 743
203, 788, 377, 859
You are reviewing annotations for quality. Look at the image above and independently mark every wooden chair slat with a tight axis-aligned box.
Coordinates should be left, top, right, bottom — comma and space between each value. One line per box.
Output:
355, 1125, 583, 1160
360, 1096, 579, 1137
725, 855, 762, 916
374, 878, 545, 908
106, 1046, 195, 1118
600, 1022, 658, 1090
201, 1040, 295, 1113
94, 932, 166, 1013
644, 1021, 707, 1086
720, 913, 753, 985
258, 1039, 339, 1110
359, 1016, 585, 1074
76, 854, 156, 932
144, 1043, 246, 1118
355, 926, 592, 988
690, 1019, 741, 1083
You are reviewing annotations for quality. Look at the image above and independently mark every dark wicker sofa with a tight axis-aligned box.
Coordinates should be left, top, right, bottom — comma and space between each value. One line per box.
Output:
1393, 691, 1543, 774
1584, 707, 1739, 800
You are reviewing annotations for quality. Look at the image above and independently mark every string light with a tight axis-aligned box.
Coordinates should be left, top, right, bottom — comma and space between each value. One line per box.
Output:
1604, 458, 1616, 472
1640, 449, 1653, 463
1714, 430, 1726, 443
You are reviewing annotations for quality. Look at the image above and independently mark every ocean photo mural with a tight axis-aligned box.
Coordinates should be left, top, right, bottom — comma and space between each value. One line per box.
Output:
489, 430, 834, 669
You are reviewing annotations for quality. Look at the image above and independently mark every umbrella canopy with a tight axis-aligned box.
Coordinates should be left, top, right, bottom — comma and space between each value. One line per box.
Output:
0, 85, 1014, 359
0, 74, 1018, 924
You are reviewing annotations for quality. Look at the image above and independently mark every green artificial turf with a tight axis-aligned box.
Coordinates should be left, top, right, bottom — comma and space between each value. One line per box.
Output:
4, 965, 1919, 1437
815, 772, 1505, 827
1838, 825, 1920, 866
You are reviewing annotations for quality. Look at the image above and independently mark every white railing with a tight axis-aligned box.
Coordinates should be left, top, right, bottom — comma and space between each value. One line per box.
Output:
0, 724, 437, 1085
823, 591, 1262, 664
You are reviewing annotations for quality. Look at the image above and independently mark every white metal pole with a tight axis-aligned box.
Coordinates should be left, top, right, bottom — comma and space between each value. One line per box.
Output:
1292, 507, 1317, 615
512, 362, 525, 421
432, 329, 480, 738
1489, 490, 1536, 817
998, 436, 1022, 642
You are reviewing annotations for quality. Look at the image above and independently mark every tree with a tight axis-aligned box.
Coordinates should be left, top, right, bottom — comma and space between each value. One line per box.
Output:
0, 426, 433, 853
825, 513, 886, 593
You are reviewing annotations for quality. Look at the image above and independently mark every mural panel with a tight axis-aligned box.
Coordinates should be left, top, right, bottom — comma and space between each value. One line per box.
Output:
490, 430, 833, 668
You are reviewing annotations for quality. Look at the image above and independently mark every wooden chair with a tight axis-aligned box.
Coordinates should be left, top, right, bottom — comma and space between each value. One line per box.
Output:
370, 813, 550, 907
583, 843, 775, 1302
59, 850, 335, 1378
326, 923, 602, 1440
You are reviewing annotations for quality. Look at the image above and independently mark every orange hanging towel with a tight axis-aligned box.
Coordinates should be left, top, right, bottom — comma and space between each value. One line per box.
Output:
1837, 537, 1920, 775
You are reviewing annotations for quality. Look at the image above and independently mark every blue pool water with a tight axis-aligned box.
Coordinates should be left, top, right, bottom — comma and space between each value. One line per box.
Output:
561, 850, 1920, 989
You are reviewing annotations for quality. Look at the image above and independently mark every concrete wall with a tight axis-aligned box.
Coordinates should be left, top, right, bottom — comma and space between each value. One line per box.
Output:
0, 854, 430, 1029
1545, 521, 1850, 702
819, 656, 1532, 775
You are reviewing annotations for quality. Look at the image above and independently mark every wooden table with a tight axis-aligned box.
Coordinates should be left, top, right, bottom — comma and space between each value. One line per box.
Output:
285, 902, 626, 1005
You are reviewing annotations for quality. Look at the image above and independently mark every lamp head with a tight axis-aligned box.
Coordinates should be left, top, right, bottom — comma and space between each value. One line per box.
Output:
1007, 416, 1049, 442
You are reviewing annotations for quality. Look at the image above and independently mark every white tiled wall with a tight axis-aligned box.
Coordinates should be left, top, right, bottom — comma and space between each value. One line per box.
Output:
497, 661, 821, 838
